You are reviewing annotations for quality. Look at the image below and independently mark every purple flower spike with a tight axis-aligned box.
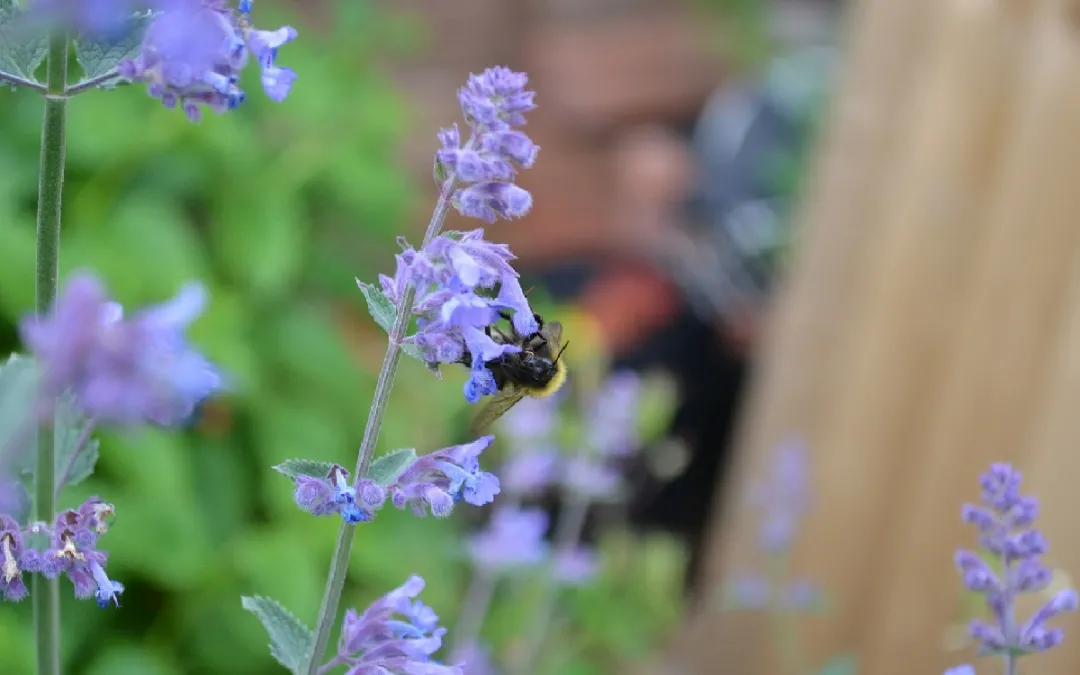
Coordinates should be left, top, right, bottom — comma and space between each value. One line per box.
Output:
20, 272, 223, 427
437, 67, 539, 224
953, 463, 1077, 664
386, 229, 538, 404
291, 465, 385, 524
118, 0, 297, 122
334, 575, 462, 675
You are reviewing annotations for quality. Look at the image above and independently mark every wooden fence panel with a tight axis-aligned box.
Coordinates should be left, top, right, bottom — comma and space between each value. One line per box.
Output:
659, 0, 1080, 674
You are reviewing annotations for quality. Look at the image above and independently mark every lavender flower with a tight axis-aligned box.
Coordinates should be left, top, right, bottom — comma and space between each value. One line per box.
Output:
436, 67, 538, 223
448, 643, 497, 675
26, 0, 144, 36
467, 506, 548, 573
292, 437, 500, 522
328, 575, 461, 675
583, 371, 641, 457
552, 547, 598, 587
28, 497, 123, 607
954, 463, 1078, 659
944, 667, 976, 675
0, 515, 29, 602
379, 229, 538, 403
118, 0, 297, 122
747, 436, 811, 554
500, 447, 558, 497
389, 436, 501, 516
19, 272, 223, 427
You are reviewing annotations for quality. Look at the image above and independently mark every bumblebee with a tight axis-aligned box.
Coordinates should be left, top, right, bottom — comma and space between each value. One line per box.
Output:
461, 311, 568, 433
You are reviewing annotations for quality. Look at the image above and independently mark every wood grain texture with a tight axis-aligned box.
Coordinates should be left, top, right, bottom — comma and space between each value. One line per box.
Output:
656, 0, 1080, 673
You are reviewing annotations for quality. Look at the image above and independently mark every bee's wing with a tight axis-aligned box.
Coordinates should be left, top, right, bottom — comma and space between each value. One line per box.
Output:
470, 386, 528, 435
543, 321, 563, 349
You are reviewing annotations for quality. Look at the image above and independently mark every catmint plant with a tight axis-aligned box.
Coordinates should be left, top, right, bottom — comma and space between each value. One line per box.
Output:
251, 65, 542, 675
945, 463, 1078, 675
446, 371, 651, 674
719, 437, 830, 675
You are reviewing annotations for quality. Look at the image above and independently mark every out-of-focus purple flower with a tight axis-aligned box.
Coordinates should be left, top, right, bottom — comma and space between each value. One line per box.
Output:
943, 666, 976, 675
500, 447, 559, 497
552, 546, 598, 586
747, 437, 810, 554
584, 371, 642, 457
381, 229, 537, 404
391, 437, 501, 517
0, 515, 29, 602
118, 0, 297, 122
26, 0, 144, 36
496, 395, 556, 445
468, 506, 548, 573
20, 272, 223, 427
560, 456, 620, 501
448, 642, 498, 675
436, 67, 539, 223
956, 463, 1078, 659
333, 575, 462, 675
27, 498, 123, 607
291, 439, 500, 522
720, 574, 823, 612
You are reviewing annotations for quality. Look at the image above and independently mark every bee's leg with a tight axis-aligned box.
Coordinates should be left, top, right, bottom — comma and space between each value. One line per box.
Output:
532, 312, 545, 330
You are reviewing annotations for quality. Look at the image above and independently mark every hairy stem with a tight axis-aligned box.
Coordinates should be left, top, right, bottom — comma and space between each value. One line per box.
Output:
301, 168, 464, 675
32, 31, 69, 675
0, 70, 48, 92
66, 68, 121, 96
514, 492, 592, 674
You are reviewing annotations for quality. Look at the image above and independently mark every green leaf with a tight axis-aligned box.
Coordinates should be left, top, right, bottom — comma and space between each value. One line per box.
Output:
355, 280, 425, 362
73, 11, 155, 87
53, 394, 99, 491
272, 459, 337, 481
0, 354, 39, 472
816, 653, 858, 675
0, 0, 47, 85
240, 595, 314, 674
366, 448, 416, 485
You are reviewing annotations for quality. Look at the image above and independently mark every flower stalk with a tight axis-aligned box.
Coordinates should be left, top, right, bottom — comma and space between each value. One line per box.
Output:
301, 171, 462, 675
32, 29, 70, 675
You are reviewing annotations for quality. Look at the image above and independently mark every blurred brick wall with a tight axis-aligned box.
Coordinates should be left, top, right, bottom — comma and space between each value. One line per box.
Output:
379, 0, 725, 268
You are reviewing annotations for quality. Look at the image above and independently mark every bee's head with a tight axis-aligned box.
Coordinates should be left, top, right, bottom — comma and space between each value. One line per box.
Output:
523, 352, 557, 377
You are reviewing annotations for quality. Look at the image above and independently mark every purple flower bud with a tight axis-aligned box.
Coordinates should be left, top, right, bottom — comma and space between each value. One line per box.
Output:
454, 183, 533, 223
389, 437, 500, 517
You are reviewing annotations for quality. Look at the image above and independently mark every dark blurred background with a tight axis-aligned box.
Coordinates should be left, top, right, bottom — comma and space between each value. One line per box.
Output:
0, 0, 839, 672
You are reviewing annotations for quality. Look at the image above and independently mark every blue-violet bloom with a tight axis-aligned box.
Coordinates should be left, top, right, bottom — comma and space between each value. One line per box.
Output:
118, 0, 297, 122
467, 506, 548, 573
28, 497, 123, 607
20, 272, 223, 427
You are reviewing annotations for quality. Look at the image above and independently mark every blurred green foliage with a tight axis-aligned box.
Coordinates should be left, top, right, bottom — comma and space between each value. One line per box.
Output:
0, 2, 689, 672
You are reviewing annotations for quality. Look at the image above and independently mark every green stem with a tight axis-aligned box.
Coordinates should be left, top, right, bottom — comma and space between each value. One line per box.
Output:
767, 554, 805, 675
300, 165, 464, 675
514, 491, 592, 675
32, 31, 69, 675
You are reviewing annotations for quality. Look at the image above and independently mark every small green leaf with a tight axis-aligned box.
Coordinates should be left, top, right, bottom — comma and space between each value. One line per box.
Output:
0, 354, 39, 471
53, 394, 99, 492
441, 230, 469, 241
73, 11, 155, 87
355, 279, 425, 362
367, 448, 416, 485
272, 459, 337, 481
0, 0, 47, 85
240, 595, 314, 674
816, 653, 858, 675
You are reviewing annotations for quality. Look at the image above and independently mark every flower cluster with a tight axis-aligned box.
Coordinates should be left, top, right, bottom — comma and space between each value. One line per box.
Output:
436, 66, 538, 223
118, 0, 297, 122
377, 229, 538, 403
0, 497, 123, 607
291, 437, 501, 523
321, 575, 461, 675
19, 272, 222, 428
721, 438, 822, 613
946, 463, 1077, 674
